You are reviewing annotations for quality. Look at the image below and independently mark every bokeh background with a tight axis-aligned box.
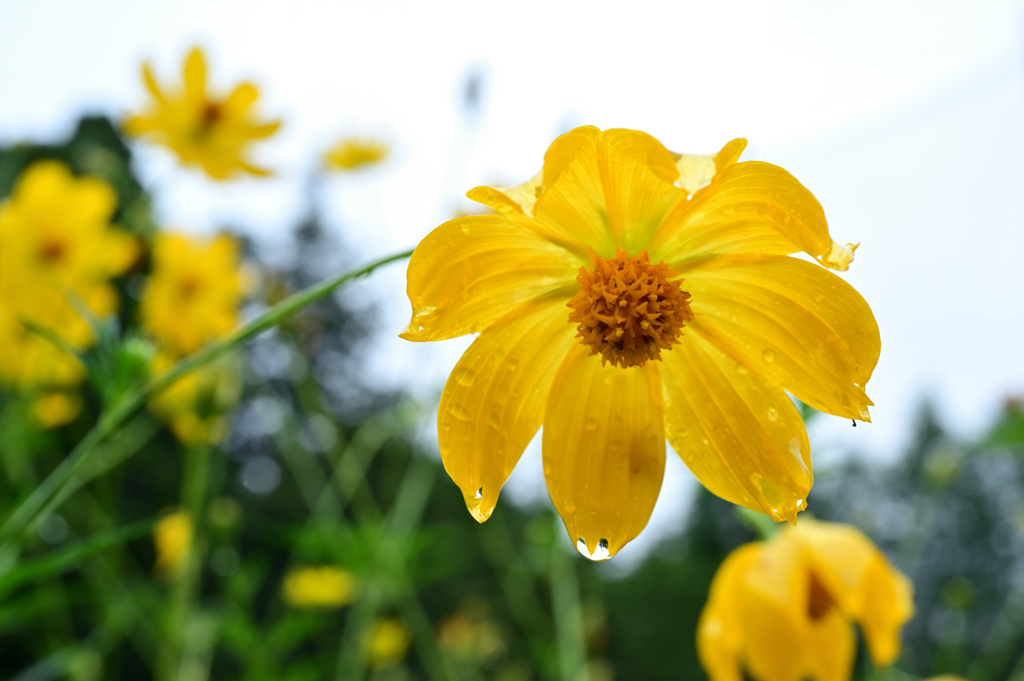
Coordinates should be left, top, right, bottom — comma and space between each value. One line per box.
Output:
1, 1, 1024, 680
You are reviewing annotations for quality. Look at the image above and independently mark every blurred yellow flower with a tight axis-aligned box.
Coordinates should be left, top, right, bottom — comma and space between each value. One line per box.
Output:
401, 126, 879, 558
698, 519, 913, 681
147, 351, 240, 445
323, 137, 389, 172
125, 47, 281, 180
364, 618, 410, 667
141, 232, 245, 357
31, 391, 82, 428
153, 510, 193, 576
281, 566, 357, 609
0, 161, 137, 393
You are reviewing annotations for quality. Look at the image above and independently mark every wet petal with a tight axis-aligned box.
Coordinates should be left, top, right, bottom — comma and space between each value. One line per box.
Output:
542, 344, 666, 559
468, 126, 614, 259
650, 159, 856, 270
438, 296, 576, 522
804, 610, 856, 681
661, 331, 811, 522
683, 254, 879, 421
596, 128, 681, 252
401, 214, 581, 342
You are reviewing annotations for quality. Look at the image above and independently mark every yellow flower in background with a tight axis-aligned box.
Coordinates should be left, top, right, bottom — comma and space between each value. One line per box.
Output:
323, 137, 390, 172
0, 161, 137, 391
147, 351, 241, 445
402, 126, 879, 559
153, 510, 193, 576
281, 566, 357, 609
125, 47, 281, 180
364, 618, 411, 667
31, 391, 83, 428
141, 232, 245, 357
698, 519, 913, 681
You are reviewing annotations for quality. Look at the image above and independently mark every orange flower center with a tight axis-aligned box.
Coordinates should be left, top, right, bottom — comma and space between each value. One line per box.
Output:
567, 248, 693, 369
807, 571, 834, 621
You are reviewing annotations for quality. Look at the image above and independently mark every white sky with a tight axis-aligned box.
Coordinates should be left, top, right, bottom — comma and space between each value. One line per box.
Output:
3, 0, 1024, 559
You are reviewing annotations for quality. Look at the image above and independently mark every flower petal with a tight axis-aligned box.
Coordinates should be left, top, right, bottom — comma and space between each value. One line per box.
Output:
595, 128, 681, 252
661, 331, 811, 522
438, 295, 576, 522
401, 214, 581, 342
671, 138, 747, 197
467, 126, 614, 259
650, 159, 857, 271
183, 47, 207, 100
682, 254, 879, 421
858, 556, 914, 666
742, 537, 807, 681
141, 62, 164, 102
698, 543, 761, 681
542, 344, 666, 559
804, 609, 856, 681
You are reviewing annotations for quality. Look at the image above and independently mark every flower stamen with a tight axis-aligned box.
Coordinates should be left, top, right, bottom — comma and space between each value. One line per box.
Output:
567, 248, 693, 369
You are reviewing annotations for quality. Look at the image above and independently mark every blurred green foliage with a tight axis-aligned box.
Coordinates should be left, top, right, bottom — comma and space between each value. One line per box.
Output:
1, 118, 1023, 681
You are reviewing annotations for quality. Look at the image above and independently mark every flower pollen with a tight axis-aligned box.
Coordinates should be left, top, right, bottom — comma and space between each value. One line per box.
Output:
567, 248, 693, 369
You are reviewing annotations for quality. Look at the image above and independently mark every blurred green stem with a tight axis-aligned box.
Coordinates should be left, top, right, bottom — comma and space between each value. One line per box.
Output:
550, 514, 586, 681
158, 443, 212, 681
0, 249, 413, 551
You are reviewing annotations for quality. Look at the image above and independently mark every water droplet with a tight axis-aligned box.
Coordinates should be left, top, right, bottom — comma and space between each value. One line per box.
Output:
796, 499, 803, 508
721, 206, 736, 216
543, 462, 552, 476
767, 406, 779, 422
507, 359, 518, 371
762, 349, 775, 363
562, 499, 576, 513
474, 487, 482, 499
446, 405, 471, 421
576, 537, 612, 561
736, 364, 750, 375
460, 222, 474, 236
453, 367, 475, 387
770, 508, 782, 521
812, 292, 824, 303
585, 418, 598, 430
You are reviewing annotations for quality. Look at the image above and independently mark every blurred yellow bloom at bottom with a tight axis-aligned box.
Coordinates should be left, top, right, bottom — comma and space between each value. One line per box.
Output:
31, 392, 82, 428
364, 618, 410, 667
698, 519, 914, 681
281, 566, 356, 610
153, 511, 192, 577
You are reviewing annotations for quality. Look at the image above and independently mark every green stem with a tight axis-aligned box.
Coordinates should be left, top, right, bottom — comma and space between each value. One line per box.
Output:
550, 514, 586, 681
0, 249, 413, 550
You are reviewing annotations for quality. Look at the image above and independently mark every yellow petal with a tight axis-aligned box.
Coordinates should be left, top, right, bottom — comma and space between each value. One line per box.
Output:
401, 214, 580, 342
141, 62, 164, 102
857, 554, 914, 666
468, 126, 614, 259
183, 47, 207, 99
542, 344, 666, 559
683, 254, 879, 421
698, 543, 761, 681
671, 138, 747, 197
595, 128, 681, 252
222, 82, 259, 116
804, 609, 856, 681
742, 537, 807, 681
438, 295, 576, 522
661, 331, 811, 523
650, 159, 856, 270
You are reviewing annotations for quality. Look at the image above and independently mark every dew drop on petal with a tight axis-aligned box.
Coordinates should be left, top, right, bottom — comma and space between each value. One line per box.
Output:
767, 406, 779, 422
562, 499, 576, 513
762, 349, 776, 363
507, 359, 518, 371
585, 418, 598, 430
453, 367, 475, 387
474, 487, 482, 499
446, 405, 471, 421
577, 537, 612, 561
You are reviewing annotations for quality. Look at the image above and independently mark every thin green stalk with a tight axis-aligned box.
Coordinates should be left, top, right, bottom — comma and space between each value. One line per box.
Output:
550, 514, 586, 681
0, 249, 412, 550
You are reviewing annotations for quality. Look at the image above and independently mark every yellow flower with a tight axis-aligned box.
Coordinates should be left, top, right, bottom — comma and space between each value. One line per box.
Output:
148, 350, 240, 445
125, 47, 281, 180
281, 566, 357, 609
323, 137, 390, 172
0, 161, 137, 391
698, 519, 913, 681
141, 232, 245, 357
401, 127, 879, 558
153, 510, 193, 576
364, 618, 410, 667
31, 391, 82, 428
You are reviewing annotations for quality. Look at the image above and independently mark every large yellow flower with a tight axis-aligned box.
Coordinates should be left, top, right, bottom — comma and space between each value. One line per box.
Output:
0, 161, 137, 390
401, 127, 879, 558
125, 47, 281, 180
698, 519, 914, 681
141, 232, 245, 357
